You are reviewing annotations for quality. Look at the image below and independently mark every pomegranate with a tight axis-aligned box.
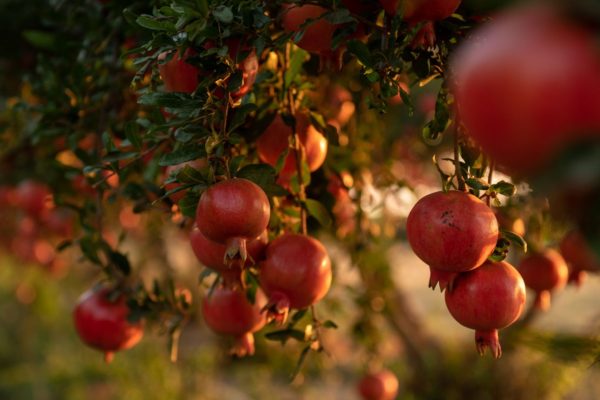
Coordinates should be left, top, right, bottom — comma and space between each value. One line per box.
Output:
15, 180, 52, 218
451, 5, 600, 175
259, 233, 332, 323
406, 190, 499, 291
158, 39, 258, 98
342, 0, 381, 16
73, 286, 144, 363
560, 231, 600, 287
195, 178, 270, 262
201, 286, 267, 357
256, 113, 328, 185
190, 226, 268, 283
445, 260, 525, 358
518, 249, 568, 311
158, 49, 199, 93
281, 4, 337, 54
357, 369, 399, 400
403, 0, 461, 23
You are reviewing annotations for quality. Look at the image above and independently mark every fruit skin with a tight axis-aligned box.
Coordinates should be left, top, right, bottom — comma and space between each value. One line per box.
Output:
256, 114, 328, 184
357, 369, 399, 400
518, 249, 568, 311
158, 49, 199, 93
378, 0, 460, 20
259, 233, 332, 322
195, 178, 270, 262
560, 231, 600, 287
403, 0, 461, 23
201, 286, 267, 357
73, 287, 144, 363
445, 260, 526, 358
190, 226, 268, 284
281, 4, 337, 54
406, 191, 499, 291
451, 5, 600, 175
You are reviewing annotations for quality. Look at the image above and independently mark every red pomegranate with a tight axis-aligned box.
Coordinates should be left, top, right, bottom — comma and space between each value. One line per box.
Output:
403, 0, 461, 22
406, 190, 499, 291
560, 231, 600, 287
158, 49, 199, 93
15, 180, 52, 218
357, 369, 399, 400
451, 5, 600, 175
256, 113, 328, 185
195, 178, 270, 262
205, 38, 259, 99
259, 233, 332, 323
73, 287, 144, 363
190, 226, 268, 283
445, 260, 526, 358
518, 249, 568, 311
201, 286, 267, 357
281, 4, 337, 54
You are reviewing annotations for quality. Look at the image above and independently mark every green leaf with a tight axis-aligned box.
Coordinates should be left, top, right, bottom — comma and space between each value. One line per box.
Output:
284, 48, 309, 87
236, 164, 288, 197
136, 15, 176, 32
125, 121, 142, 150
305, 199, 332, 228
346, 39, 373, 68
175, 165, 207, 184
502, 230, 528, 253
179, 191, 201, 218
490, 180, 516, 196
108, 250, 131, 276
325, 9, 354, 24
290, 346, 311, 381
22, 30, 57, 51
322, 320, 338, 329
158, 145, 206, 166
465, 178, 489, 191
213, 5, 233, 23
264, 329, 305, 344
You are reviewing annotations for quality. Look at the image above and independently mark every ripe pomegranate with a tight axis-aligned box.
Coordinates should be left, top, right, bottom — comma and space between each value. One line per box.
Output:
195, 178, 270, 262
357, 369, 399, 400
158, 40, 258, 98
15, 180, 52, 218
445, 260, 526, 358
451, 5, 600, 175
281, 4, 337, 54
256, 113, 328, 185
560, 231, 600, 287
201, 286, 267, 357
158, 49, 199, 93
406, 191, 499, 291
325, 84, 355, 126
73, 287, 144, 363
518, 249, 568, 311
259, 233, 332, 323
190, 226, 268, 283
403, 0, 461, 23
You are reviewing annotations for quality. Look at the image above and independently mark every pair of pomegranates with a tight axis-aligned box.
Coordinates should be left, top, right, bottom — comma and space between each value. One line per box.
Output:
407, 190, 525, 358
192, 178, 332, 355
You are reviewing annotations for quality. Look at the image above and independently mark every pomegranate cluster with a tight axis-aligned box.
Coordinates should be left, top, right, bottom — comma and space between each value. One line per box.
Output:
407, 190, 526, 358
191, 178, 332, 356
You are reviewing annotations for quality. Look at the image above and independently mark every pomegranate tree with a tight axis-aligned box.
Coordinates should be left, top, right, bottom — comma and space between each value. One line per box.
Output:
259, 233, 332, 322
201, 286, 268, 357
451, 4, 600, 175
445, 260, 526, 358
73, 286, 144, 363
357, 369, 399, 400
195, 178, 270, 262
406, 190, 499, 291
518, 249, 569, 311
